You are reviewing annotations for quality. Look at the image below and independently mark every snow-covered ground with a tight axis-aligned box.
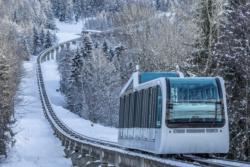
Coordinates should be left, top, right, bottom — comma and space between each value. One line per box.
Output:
41, 60, 118, 142
55, 20, 83, 43
1, 57, 71, 167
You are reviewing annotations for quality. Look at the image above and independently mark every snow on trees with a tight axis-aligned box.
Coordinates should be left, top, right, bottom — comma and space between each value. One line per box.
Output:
211, 1, 250, 160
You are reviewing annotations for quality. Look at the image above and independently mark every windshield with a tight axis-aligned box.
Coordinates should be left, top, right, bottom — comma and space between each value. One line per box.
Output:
167, 78, 225, 128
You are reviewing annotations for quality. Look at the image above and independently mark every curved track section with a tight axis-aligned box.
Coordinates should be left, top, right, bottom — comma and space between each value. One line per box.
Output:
36, 37, 250, 167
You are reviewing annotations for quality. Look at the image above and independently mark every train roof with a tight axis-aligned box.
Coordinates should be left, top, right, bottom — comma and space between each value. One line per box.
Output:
120, 71, 183, 96
139, 72, 180, 83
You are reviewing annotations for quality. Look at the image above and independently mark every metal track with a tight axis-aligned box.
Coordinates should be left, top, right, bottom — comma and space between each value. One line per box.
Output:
181, 155, 250, 167
36, 37, 250, 167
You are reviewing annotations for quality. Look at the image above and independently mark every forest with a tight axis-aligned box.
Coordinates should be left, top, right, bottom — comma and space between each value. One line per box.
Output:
0, 0, 249, 162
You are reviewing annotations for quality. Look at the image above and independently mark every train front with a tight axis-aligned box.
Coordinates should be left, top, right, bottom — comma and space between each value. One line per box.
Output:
161, 77, 229, 154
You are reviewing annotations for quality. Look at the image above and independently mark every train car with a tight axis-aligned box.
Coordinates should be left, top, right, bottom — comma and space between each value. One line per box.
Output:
118, 71, 229, 154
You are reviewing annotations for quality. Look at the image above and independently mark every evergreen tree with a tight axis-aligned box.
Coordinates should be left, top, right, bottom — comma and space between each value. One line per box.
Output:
68, 49, 84, 113
39, 29, 45, 47
109, 48, 114, 61
155, 0, 161, 10
73, 0, 82, 22
188, 0, 219, 75
0, 54, 10, 156
65, 1, 73, 22
102, 41, 109, 57
44, 31, 52, 49
41, 0, 56, 29
81, 32, 93, 58
211, 1, 250, 160
32, 27, 40, 54
58, 1, 66, 21
51, 0, 60, 18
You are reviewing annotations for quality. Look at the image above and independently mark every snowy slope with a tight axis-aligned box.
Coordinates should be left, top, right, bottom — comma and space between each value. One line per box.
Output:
55, 20, 83, 43
1, 57, 71, 167
41, 60, 118, 142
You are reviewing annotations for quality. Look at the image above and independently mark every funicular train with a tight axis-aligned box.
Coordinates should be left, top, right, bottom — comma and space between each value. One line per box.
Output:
118, 70, 229, 154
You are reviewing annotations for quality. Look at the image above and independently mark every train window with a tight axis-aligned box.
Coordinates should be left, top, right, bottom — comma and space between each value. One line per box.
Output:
139, 90, 143, 128
167, 78, 225, 128
132, 92, 137, 127
129, 93, 135, 128
124, 94, 130, 128
135, 92, 140, 127
150, 87, 157, 128
148, 88, 153, 128
141, 89, 146, 128
156, 86, 162, 128
144, 89, 150, 128
119, 97, 125, 128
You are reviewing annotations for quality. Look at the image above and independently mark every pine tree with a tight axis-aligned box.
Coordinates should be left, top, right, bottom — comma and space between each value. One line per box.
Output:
41, 0, 56, 29
44, 31, 52, 49
32, 27, 40, 54
0, 54, 10, 156
68, 49, 84, 114
188, 0, 219, 75
58, 0, 66, 21
155, 0, 161, 10
39, 29, 45, 47
73, 0, 82, 22
109, 48, 114, 61
81, 32, 93, 58
211, 1, 250, 160
102, 41, 108, 58
65, 1, 73, 22
51, 0, 60, 18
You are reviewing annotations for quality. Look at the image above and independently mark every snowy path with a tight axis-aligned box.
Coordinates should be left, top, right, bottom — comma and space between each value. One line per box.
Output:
1, 57, 71, 167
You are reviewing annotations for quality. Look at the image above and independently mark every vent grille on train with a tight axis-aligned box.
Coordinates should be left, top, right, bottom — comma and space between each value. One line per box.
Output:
173, 129, 185, 133
206, 129, 218, 133
186, 129, 205, 133
173, 128, 219, 133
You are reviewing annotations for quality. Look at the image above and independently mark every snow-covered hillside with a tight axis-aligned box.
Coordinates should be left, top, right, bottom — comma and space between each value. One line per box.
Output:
1, 58, 71, 167
41, 60, 118, 142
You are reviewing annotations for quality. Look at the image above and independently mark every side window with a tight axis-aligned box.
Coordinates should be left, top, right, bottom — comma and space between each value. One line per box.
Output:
139, 90, 143, 128
129, 93, 134, 128
156, 86, 162, 128
119, 97, 125, 128
144, 89, 150, 128
141, 89, 146, 128
124, 94, 130, 128
133, 92, 137, 128
135, 92, 140, 128
150, 87, 157, 128
147, 88, 153, 128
